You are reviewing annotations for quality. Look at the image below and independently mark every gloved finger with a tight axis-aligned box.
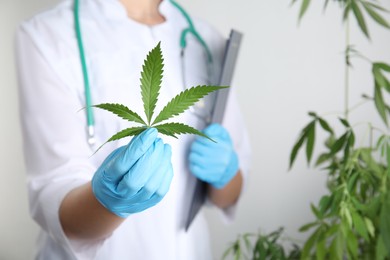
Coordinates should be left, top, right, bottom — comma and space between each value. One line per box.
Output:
124, 164, 174, 214
126, 143, 172, 202
203, 123, 229, 137
196, 132, 231, 147
189, 151, 230, 174
188, 151, 207, 167
109, 128, 158, 177
190, 140, 221, 157
198, 124, 231, 144
116, 138, 164, 196
100, 145, 126, 169
189, 163, 220, 183
149, 164, 174, 204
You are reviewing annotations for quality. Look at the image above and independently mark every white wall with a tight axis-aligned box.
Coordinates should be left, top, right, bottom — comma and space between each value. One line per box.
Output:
0, 1, 57, 259
1, 0, 389, 259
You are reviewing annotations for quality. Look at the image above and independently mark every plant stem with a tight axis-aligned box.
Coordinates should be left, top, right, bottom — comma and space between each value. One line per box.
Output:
369, 123, 373, 148
345, 15, 350, 120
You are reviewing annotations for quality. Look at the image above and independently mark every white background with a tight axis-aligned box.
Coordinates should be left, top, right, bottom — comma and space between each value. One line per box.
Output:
1, 0, 390, 259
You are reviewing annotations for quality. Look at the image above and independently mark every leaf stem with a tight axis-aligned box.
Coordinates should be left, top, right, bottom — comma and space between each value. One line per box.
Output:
347, 99, 369, 113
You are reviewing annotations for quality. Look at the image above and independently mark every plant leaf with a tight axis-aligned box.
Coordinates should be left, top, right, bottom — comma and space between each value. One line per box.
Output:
344, 131, 354, 160
319, 195, 332, 216
301, 226, 321, 259
364, 217, 375, 238
152, 85, 227, 125
347, 172, 359, 192
380, 194, 390, 255
351, 211, 369, 241
376, 235, 388, 260
222, 246, 234, 260
311, 203, 321, 219
387, 144, 390, 177
140, 42, 164, 125
343, 2, 352, 21
94, 126, 147, 154
306, 122, 316, 164
299, 222, 318, 232
315, 153, 331, 166
329, 231, 343, 260
375, 62, 390, 72
308, 111, 317, 117
330, 132, 348, 155
299, 0, 311, 21
94, 103, 146, 125
316, 234, 327, 260
346, 230, 358, 259
363, 1, 389, 12
323, 0, 330, 11
154, 122, 214, 142
339, 117, 350, 128
106, 127, 147, 142
351, 1, 370, 39
318, 117, 334, 134
373, 65, 390, 92
362, 2, 390, 29
374, 83, 388, 126
289, 130, 307, 169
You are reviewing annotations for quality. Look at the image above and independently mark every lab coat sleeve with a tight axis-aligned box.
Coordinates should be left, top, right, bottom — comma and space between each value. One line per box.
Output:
15, 24, 107, 259
195, 20, 252, 222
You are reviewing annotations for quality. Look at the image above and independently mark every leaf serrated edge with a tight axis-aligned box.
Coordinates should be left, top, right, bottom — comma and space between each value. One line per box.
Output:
155, 122, 215, 142
94, 103, 146, 125
93, 126, 147, 155
152, 85, 227, 125
140, 42, 164, 125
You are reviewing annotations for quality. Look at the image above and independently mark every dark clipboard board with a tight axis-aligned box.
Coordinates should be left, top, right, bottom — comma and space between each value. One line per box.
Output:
185, 29, 243, 231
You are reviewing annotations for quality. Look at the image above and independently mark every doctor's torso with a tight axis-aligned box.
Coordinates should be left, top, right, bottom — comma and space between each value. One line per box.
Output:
18, 0, 226, 259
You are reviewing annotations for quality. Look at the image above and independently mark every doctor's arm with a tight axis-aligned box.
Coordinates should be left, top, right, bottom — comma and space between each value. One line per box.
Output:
61, 128, 173, 240
207, 170, 243, 208
16, 28, 173, 242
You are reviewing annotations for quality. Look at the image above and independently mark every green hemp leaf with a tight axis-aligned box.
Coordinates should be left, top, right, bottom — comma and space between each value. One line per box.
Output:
94, 42, 227, 150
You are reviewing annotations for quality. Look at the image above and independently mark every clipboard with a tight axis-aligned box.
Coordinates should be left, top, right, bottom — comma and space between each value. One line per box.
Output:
185, 29, 243, 231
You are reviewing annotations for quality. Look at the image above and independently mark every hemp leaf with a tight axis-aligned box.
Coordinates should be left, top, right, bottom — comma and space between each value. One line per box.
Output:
94, 42, 227, 150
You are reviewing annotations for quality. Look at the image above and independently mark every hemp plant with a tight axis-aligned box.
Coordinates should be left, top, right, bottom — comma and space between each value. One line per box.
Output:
223, 1, 390, 259
289, 0, 390, 259
222, 228, 301, 260
93, 42, 226, 150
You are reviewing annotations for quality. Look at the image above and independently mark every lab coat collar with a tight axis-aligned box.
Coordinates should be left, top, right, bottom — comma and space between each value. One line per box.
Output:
94, 0, 173, 24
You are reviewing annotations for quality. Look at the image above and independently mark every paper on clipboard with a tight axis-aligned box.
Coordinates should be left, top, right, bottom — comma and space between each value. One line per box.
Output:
185, 29, 243, 231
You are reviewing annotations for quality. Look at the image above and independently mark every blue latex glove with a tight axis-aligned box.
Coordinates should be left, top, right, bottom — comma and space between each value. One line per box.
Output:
189, 123, 239, 189
92, 128, 173, 218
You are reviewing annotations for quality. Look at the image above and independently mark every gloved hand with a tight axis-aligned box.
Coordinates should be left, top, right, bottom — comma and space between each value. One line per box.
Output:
92, 128, 173, 218
189, 123, 239, 189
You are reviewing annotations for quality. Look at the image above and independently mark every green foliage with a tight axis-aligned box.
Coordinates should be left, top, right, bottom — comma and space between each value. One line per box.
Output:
154, 122, 213, 142
152, 85, 226, 125
93, 103, 146, 125
222, 2, 390, 259
288, 1, 390, 259
93, 42, 226, 149
140, 42, 164, 125
106, 127, 147, 142
293, 0, 390, 39
222, 228, 301, 260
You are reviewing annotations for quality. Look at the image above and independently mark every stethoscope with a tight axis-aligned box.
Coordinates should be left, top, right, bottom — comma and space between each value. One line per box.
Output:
74, 0, 214, 146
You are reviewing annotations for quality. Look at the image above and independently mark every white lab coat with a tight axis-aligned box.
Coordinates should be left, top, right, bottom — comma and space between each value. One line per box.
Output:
15, 0, 251, 259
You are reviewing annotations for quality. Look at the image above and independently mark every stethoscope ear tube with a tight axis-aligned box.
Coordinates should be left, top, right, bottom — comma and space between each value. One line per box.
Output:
169, 0, 213, 63
74, 0, 96, 146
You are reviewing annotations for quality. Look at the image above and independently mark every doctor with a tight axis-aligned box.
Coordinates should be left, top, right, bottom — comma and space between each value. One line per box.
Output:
16, 0, 251, 259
